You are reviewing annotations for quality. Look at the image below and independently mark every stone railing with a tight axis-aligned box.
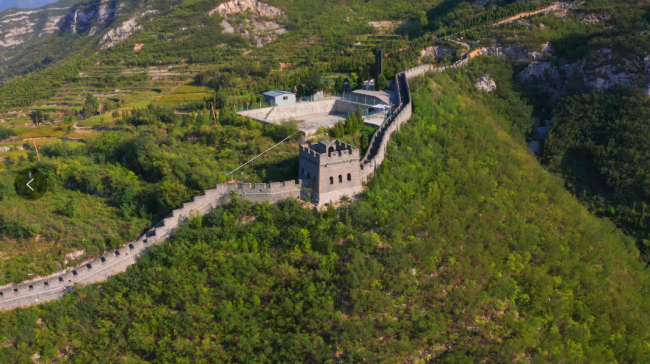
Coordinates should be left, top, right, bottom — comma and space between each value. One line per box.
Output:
0, 180, 304, 310
360, 57, 470, 181
0, 56, 472, 311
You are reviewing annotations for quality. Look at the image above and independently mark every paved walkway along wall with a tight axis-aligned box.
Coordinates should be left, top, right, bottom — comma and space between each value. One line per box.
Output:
359, 58, 469, 182
0, 57, 470, 311
0, 180, 305, 310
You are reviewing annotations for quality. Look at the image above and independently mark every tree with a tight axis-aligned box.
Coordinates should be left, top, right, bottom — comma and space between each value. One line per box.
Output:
376, 74, 388, 91
344, 114, 361, 134
83, 94, 98, 119
356, 104, 363, 122
331, 121, 345, 138
360, 132, 369, 149
62, 195, 79, 218
0, 180, 14, 200
157, 180, 191, 211
194, 72, 208, 86
301, 69, 323, 96
29, 110, 46, 126
334, 76, 344, 93
0, 126, 15, 140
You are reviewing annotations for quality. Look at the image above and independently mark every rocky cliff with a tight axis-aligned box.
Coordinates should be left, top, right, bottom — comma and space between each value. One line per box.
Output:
211, 0, 288, 48
0, 1, 74, 48
209, 0, 284, 18
473, 39, 648, 103
59, 0, 119, 35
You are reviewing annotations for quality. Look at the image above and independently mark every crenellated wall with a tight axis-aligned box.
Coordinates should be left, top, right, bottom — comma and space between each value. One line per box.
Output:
0, 55, 472, 311
359, 57, 470, 182
0, 180, 305, 310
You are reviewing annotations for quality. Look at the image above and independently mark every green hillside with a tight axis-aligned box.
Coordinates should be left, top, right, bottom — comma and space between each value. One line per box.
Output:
2, 0, 650, 360
2, 71, 649, 362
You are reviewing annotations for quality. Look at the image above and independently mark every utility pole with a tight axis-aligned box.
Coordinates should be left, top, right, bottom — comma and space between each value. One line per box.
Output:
33, 140, 40, 161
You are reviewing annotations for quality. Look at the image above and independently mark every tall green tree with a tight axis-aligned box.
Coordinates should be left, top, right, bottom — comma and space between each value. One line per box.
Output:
28, 110, 46, 126
301, 69, 323, 96
376, 74, 388, 91
83, 94, 98, 119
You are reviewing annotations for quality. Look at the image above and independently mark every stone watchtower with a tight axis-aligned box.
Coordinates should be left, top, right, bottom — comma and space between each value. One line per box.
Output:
299, 140, 364, 205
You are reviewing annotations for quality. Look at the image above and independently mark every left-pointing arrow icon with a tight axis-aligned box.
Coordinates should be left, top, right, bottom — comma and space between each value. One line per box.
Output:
26, 178, 35, 191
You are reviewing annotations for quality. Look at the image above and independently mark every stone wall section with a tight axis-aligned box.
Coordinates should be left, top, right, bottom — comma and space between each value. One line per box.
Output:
238, 99, 337, 122
359, 58, 469, 182
0, 180, 304, 310
0, 57, 471, 311
237, 99, 372, 123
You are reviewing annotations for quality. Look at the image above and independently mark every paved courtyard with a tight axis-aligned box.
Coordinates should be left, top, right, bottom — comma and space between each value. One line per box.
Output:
293, 111, 388, 135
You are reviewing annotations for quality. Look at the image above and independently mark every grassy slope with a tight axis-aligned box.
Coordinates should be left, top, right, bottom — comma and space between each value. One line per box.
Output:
0, 71, 648, 362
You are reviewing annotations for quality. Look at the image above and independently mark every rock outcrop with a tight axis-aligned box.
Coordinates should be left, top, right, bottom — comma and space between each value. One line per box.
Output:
0, 6, 70, 48
100, 16, 141, 48
475, 74, 497, 92
60, 0, 118, 35
211, 1, 287, 48
209, 0, 284, 17
420, 46, 456, 60
479, 43, 549, 61
519, 48, 644, 94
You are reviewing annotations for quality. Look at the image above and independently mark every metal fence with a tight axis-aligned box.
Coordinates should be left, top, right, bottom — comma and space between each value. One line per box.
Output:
336, 108, 389, 124
232, 92, 390, 112
233, 100, 274, 112
337, 93, 387, 107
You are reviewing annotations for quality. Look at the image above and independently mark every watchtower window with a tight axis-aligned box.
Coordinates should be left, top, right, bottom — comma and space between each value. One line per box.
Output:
347, 173, 352, 181
328, 146, 335, 157
100, 257, 106, 263
72, 270, 78, 276
86, 264, 92, 269
338, 175, 343, 183
28, 285, 33, 290
43, 281, 49, 286
58, 277, 63, 282
330, 177, 334, 185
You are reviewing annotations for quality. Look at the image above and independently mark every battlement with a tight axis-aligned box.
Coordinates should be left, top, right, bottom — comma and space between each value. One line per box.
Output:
0, 52, 449, 311
300, 140, 360, 165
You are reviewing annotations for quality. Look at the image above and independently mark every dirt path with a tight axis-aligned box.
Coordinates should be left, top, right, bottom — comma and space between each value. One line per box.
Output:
441, 2, 583, 61
448, 39, 469, 51
492, 2, 578, 26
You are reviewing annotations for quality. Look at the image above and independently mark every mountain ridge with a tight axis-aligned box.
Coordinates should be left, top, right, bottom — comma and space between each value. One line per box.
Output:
0, 0, 59, 13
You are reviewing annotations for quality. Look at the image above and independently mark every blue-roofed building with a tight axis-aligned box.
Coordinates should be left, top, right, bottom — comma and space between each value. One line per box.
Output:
262, 90, 296, 106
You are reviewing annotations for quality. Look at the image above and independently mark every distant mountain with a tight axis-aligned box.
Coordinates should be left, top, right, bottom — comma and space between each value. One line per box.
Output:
0, 0, 83, 78
0, 0, 58, 13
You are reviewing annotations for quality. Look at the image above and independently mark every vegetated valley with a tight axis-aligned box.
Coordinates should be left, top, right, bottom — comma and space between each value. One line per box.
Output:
1, 0, 650, 362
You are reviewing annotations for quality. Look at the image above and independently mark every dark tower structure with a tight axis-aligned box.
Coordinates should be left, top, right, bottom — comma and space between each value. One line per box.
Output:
375, 49, 384, 85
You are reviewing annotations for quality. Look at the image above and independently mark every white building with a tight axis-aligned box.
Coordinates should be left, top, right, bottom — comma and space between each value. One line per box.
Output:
262, 90, 296, 106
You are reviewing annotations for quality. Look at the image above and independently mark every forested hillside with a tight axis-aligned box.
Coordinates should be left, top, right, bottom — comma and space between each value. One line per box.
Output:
2, 0, 650, 360
2, 71, 650, 362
